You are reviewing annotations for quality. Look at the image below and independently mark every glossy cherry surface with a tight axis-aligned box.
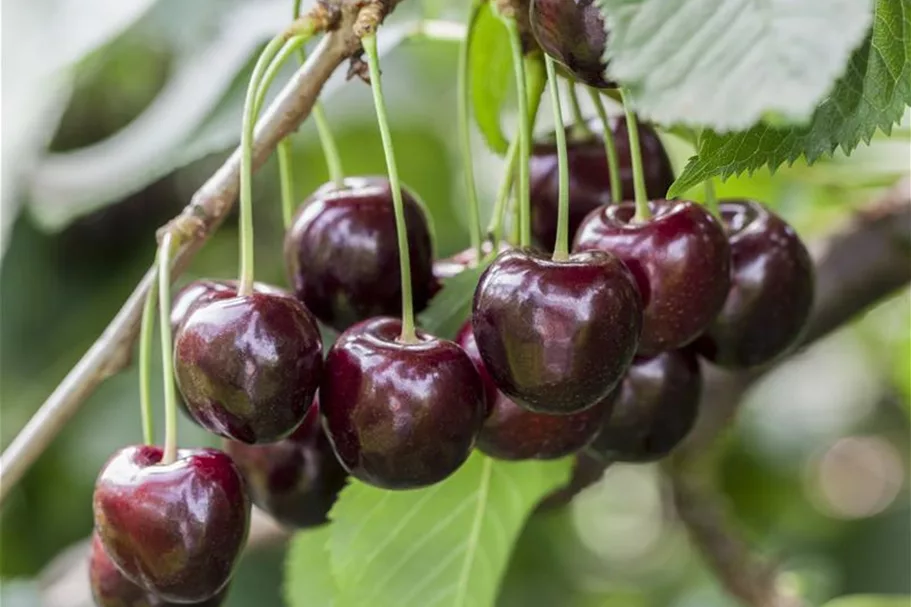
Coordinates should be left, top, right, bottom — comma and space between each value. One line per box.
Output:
170, 279, 288, 334
574, 200, 730, 356
92, 446, 250, 603
224, 398, 347, 528
588, 348, 701, 462
530, 0, 613, 88
174, 292, 322, 444
530, 117, 674, 250
472, 248, 642, 414
320, 317, 485, 489
694, 200, 814, 368
455, 320, 498, 414
284, 177, 435, 332
89, 533, 229, 606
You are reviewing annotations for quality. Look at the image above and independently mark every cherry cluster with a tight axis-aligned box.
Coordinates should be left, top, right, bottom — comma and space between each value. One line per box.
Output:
87, 3, 815, 605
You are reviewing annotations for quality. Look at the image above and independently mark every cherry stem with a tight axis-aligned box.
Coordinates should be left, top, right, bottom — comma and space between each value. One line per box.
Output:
278, 139, 295, 228
565, 80, 591, 137
362, 34, 417, 344
703, 178, 720, 219
488, 136, 520, 246
588, 87, 622, 204
137, 263, 157, 446
458, 0, 484, 261
620, 88, 650, 222
546, 57, 570, 261
504, 18, 531, 247
158, 233, 178, 465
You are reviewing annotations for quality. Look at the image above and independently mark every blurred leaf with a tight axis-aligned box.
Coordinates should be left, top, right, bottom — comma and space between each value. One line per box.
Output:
822, 596, 911, 607
418, 261, 490, 340
469, 2, 512, 154
285, 526, 339, 607
597, 0, 874, 131
669, 0, 911, 196
327, 452, 572, 607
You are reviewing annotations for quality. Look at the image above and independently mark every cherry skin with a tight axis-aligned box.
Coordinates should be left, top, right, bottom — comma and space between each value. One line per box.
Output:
224, 398, 347, 529
174, 292, 323, 444
574, 200, 731, 356
89, 532, 229, 606
472, 248, 642, 415
530, 0, 613, 89
588, 348, 701, 462
456, 321, 614, 460
283, 177, 435, 332
531, 117, 674, 251
320, 317, 485, 489
694, 200, 814, 368
92, 446, 250, 603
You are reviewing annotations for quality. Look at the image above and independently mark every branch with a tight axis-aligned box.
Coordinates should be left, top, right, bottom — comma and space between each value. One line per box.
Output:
0, 1, 376, 505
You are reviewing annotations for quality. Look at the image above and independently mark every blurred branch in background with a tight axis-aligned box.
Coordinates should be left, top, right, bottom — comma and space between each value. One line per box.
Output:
36, 178, 911, 607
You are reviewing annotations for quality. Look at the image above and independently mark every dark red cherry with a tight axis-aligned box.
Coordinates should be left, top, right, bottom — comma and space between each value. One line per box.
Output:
455, 321, 498, 414
283, 177, 434, 332
89, 532, 229, 606
588, 348, 702, 462
694, 200, 814, 368
320, 317, 485, 489
170, 279, 289, 334
174, 292, 323, 443
531, 117, 674, 251
92, 446, 250, 603
529, 0, 614, 89
223, 398, 347, 528
574, 200, 730, 356
472, 248, 642, 414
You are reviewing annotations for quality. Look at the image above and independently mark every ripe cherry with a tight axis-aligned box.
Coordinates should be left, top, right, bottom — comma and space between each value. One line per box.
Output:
574, 200, 731, 356
456, 321, 613, 460
320, 317, 485, 489
472, 248, 641, 414
224, 398, 347, 529
89, 532, 229, 606
694, 200, 814, 368
174, 292, 323, 444
92, 446, 250, 603
529, 0, 614, 89
588, 348, 702, 462
531, 117, 674, 250
283, 177, 435, 332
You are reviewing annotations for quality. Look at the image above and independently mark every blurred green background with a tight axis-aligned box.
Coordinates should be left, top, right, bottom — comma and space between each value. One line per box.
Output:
1, 1, 909, 606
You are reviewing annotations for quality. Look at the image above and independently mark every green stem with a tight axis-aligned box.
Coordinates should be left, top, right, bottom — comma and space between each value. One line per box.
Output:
158, 233, 178, 464
458, 0, 484, 260
488, 137, 520, 246
620, 88, 650, 222
278, 139, 295, 228
565, 80, 591, 136
362, 35, 417, 343
138, 265, 157, 446
546, 57, 570, 261
504, 18, 531, 247
588, 87, 622, 203
253, 37, 309, 118
703, 178, 720, 219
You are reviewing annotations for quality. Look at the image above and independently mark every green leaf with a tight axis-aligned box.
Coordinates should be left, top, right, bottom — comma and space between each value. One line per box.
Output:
596, 0, 875, 131
418, 261, 491, 339
469, 2, 512, 154
328, 452, 573, 607
668, 0, 911, 196
284, 526, 341, 607
822, 595, 911, 607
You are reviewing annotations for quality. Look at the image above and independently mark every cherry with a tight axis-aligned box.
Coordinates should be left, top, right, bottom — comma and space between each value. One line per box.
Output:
529, 0, 614, 89
283, 177, 435, 332
320, 317, 485, 489
573, 200, 731, 356
588, 348, 702, 462
92, 445, 250, 603
170, 279, 288, 335
472, 248, 641, 415
174, 292, 323, 444
530, 117, 674, 250
89, 532, 229, 606
224, 398, 347, 529
694, 200, 814, 368
456, 321, 613, 460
